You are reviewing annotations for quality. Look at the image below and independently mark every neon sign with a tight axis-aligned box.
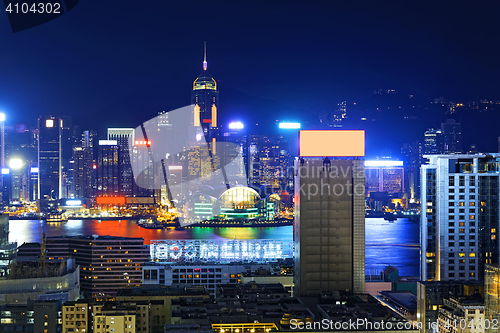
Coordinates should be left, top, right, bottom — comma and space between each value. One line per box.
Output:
150, 239, 294, 262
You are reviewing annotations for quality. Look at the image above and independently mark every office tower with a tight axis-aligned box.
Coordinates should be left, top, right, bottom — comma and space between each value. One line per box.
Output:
294, 130, 365, 297
38, 116, 62, 200
72, 147, 94, 199
401, 140, 424, 201
96, 140, 120, 197
421, 154, 500, 282
107, 128, 134, 196
423, 129, 443, 154
46, 236, 149, 297
248, 134, 292, 192
191, 42, 219, 143
365, 160, 404, 196
441, 119, 462, 154
221, 124, 248, 183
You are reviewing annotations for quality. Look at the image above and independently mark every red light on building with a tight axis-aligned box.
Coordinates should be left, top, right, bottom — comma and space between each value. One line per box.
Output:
202, 119, 212, 123
135, 140, 152, 146
96, 197, 126, 205
92, 164, 97, 169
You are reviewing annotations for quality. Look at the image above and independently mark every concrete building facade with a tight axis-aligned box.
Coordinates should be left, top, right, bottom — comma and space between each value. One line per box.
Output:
294, 157, 365, 297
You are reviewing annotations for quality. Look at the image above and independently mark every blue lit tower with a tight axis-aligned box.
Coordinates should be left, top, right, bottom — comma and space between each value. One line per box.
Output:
191, 42, 219, 143
38, 116, 62, 200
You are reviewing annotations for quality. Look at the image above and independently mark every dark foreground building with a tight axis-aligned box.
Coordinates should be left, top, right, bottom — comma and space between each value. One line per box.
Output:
45, 236, 149, 298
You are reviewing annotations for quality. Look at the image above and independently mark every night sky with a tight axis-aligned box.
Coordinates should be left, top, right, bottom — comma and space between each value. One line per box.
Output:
1, 1, 500, 155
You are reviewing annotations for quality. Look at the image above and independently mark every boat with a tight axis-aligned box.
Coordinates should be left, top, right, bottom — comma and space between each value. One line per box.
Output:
46, 212, 68, 223
138, 218, 164, 229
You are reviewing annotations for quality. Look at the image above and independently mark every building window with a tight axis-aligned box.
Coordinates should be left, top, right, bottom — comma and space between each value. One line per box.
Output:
449, 195, 455, 200
448, 242, 454, 247
449, 273, 455, 277
449, 229, 455, 234
449, 209, 455, 213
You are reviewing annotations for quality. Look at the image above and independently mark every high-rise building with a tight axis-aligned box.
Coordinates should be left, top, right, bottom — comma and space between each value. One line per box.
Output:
365, 160, 404, 196
424, 128, 443, 154
72, 146, 94, 199
191, 43, 219, 143
421, 154, 500, 282
107, 128, 134, 197
441, 119, 462, 154
401, 140, 424, 201
38, 116, 62, 200
294, 130, 365, 297
248, 134, 292, 192
96, 140, 120, 197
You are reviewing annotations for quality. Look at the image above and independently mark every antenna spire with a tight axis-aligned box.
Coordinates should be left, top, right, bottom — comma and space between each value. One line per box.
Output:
203, 41, 207, 71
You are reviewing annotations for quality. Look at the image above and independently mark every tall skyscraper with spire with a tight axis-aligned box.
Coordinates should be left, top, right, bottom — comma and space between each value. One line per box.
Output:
191, 42, 219, 143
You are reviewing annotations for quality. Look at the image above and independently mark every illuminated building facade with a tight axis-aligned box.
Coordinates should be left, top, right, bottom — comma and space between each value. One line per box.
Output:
46, 236, 149, 297
294, 130, 365, 297
96, 140, 120, 197
421, 154, 500, 282
108, 128, 135, 197
185, 186, 278, 221
72, 146, 93, 199
424, 128, 443, 154
38, 116, 62, 200
248, 134, 292, 191
365, 161, 404, 196
191, 43, 218, 143
485, 264, 500, 332
150, 239, 294, 263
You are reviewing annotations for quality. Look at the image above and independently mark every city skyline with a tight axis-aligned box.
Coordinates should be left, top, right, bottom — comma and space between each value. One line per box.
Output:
1, 2, 500, 157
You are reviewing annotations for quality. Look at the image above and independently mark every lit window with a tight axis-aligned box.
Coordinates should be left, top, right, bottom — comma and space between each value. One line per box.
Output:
45, 119, 54, 128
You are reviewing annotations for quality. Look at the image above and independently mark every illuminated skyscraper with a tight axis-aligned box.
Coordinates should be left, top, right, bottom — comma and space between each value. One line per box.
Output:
107, 128, 134, 196
365, 161, 404, 196
421, 154, 500, 282
191, 42, 219, 143
38, 116, 62, 200
96, 140, 120, 197
424, 128, 443, 154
